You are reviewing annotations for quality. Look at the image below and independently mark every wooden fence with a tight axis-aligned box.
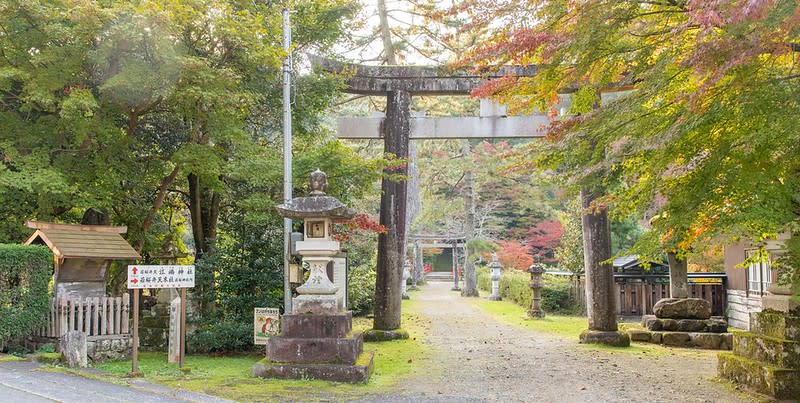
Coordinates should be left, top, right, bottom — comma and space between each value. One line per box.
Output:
615, 283, 726, 317
568, 279, 726, 317
35, 295, 130, 339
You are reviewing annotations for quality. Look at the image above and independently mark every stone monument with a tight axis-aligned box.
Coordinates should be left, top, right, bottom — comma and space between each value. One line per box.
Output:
168, 297, 181, 363
635, 258, 732, 349
252, 170, 374, 383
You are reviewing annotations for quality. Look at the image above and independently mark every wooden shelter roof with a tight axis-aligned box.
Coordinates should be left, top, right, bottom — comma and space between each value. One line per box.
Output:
24, 221, 140, 260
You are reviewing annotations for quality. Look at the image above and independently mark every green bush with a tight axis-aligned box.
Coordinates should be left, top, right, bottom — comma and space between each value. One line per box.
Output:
0, 244, 52, 348
188, 321, 252, 354
348, 261, 376, 315
476, 267, 581, 314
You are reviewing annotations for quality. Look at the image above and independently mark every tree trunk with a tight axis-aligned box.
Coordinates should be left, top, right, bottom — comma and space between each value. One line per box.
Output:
377, 0, 397, 65
81, 208, 110, 226
581, 188, 618, 332
373, 90, 410, 331
667, 252, 689, 298
188, 172, 220, 316
461, 140, 479, 297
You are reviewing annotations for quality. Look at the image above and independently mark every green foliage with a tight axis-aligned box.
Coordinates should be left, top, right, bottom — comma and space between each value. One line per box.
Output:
0, 244, 52, 347
460, 0, 800, 289
35, 343, 56, 354
187, 321, 252, 354
476, 267, 579, 314
348, 261, 377, 315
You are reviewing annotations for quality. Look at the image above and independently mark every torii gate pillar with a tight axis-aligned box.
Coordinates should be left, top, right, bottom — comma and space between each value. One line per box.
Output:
374, 90, 410, 331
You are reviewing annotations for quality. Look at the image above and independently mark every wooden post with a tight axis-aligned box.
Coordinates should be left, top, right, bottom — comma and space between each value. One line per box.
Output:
131, 289, 139, 376
179, 288, 187, 368
92, 297, 100, 336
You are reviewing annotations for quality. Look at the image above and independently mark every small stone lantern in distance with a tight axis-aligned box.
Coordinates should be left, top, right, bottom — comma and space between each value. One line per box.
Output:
488, 253, 502, 301
276, 169, 355, 314
527, 262, 546, 318
402, 259, 411, 300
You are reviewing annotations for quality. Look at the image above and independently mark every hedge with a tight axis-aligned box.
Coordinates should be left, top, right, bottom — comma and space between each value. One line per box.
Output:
0, 244, 53, 347
476, 267, 581, 315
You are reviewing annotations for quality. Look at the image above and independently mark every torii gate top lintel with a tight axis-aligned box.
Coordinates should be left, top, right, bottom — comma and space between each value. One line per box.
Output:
310, 55, 538, 96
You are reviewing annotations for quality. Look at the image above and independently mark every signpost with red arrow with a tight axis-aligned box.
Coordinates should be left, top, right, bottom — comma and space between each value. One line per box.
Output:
127, 265, 195, 375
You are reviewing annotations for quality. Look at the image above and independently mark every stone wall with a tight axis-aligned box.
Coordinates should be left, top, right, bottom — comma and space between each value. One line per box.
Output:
87, 336, 132, 362
140, 302, 170, 351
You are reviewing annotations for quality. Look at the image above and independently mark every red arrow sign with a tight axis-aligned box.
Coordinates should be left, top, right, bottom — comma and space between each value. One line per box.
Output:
131, 278, 139, 284
132, 267, 138, 275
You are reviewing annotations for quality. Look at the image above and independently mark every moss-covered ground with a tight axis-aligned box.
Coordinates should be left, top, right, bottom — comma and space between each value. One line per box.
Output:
0, 353, 25, 362
93, 297, 431, 401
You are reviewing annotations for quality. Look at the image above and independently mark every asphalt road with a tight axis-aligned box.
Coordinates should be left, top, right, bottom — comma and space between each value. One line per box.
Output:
0, 361, 224, 403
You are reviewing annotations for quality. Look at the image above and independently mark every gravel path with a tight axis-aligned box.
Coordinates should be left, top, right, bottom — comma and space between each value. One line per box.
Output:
367, 281, 750, 403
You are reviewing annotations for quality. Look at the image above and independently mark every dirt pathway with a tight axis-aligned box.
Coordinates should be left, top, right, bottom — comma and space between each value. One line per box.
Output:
370, 282, 750, 403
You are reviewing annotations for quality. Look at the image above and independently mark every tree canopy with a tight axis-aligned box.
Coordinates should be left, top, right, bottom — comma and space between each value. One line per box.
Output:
453, 0, 800, 288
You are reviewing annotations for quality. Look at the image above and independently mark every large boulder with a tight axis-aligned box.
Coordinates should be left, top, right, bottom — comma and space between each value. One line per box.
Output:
59, 331, 87, 368
653, 298, 711, 320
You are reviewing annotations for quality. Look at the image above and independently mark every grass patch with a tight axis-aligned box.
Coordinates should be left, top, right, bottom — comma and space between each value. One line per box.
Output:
0, 353, 25, 362
470, 297, 588, 338
93, 299, 431, 401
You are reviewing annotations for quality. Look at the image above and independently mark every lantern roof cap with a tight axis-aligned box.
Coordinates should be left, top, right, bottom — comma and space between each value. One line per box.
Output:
527, 263, 546, 274
276, 169, 355, 220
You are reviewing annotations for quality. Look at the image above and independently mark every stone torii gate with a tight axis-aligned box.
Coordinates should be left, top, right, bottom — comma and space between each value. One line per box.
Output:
313, 56, 628, 345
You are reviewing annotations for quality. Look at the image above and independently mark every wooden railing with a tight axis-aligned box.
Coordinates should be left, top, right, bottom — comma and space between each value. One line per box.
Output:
35, 295, 130, 338
616, 283, 726, 317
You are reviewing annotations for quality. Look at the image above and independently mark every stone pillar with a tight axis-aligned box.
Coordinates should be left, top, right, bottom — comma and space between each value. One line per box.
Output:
168, 297, 181, 363
374, 90, 410, 331
401, 260, 411, 300
578, 188, 629, 346
409, 241, 421, 290
667, 252, 689, 299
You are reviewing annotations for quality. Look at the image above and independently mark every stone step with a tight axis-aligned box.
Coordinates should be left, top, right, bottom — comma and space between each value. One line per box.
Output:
642, 315, 727, 333
267, 333, 363, 365
253, 350, 375, 383
718, 352, 800, 400
732, 332, 800, 369
750, 310, 800, 342
281, 312, 352, 339
630, 330, 732, 350
425, 272, 455, 282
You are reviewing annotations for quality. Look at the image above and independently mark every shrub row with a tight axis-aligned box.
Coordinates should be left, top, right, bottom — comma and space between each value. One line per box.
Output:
476, 267, 581, 315
0, 244, 52, 348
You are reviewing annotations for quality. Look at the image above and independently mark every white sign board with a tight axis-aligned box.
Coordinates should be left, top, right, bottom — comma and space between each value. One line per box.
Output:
254, 307, 280, 345
127, 265, 195, 289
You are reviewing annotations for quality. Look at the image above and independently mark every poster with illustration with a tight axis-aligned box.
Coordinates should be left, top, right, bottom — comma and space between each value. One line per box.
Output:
254, 307, 280, 345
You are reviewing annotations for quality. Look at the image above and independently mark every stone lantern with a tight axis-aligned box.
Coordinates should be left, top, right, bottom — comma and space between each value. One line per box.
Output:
276, 169, 353, 314
527, 262, 546, 318
402, 259, 411, 300
253, 169, 374, 383
488, 253, 502, 301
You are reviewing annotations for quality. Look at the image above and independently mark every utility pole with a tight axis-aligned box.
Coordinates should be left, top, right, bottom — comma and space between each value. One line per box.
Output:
282, 7, 293, 314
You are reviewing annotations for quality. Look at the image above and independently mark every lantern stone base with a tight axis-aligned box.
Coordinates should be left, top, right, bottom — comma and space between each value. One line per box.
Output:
292, 294, 339, 315
252, 351, 375, 383
579, 330, 631, 347
488, 295, 502, 301
253, 311, 374, 383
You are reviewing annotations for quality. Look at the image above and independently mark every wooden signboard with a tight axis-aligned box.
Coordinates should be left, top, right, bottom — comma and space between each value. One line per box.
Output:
254, 308, 281, 345
127, 265, 195, 375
